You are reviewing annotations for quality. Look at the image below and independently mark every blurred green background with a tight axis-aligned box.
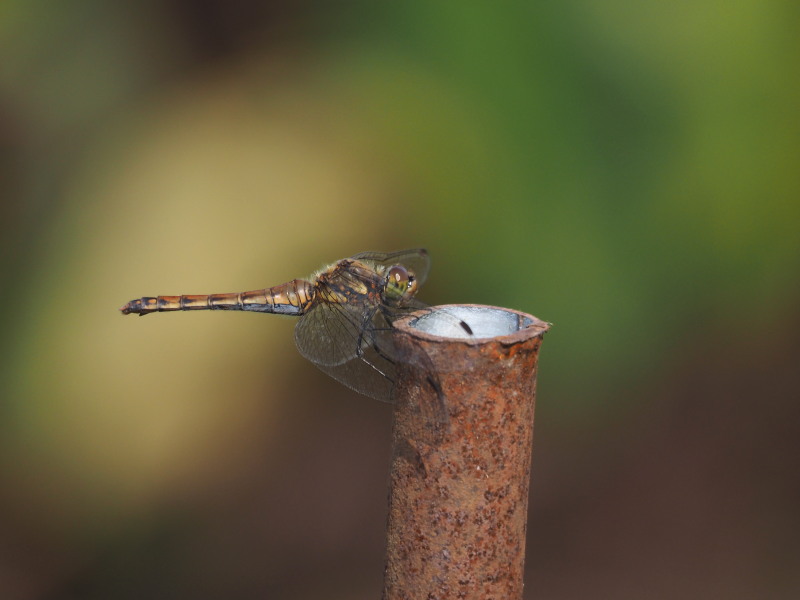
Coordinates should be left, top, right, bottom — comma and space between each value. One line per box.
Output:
1, 2, 798, 598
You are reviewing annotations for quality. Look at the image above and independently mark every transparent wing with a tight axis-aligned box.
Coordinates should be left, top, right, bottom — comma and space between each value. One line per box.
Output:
307, 309, 397, 402
296, 295, 451, 435
298, 307, 450, 414
350, 248, 431, 287
294, 289, 372, 367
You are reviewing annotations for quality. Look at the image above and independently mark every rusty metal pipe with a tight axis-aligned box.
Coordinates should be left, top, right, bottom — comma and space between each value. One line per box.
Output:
383, 304, 549, 600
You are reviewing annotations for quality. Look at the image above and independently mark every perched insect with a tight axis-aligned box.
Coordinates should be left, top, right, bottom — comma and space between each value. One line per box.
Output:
121, 249, 442, 401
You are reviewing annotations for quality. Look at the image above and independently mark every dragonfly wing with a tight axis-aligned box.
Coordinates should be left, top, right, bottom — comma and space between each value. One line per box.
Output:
350, 248, 431, 287
295, 304, 396, 402
310, 338, 396, 403
372, 308, 451, 435
294, 296, 369, 367
299, 303, 452, 438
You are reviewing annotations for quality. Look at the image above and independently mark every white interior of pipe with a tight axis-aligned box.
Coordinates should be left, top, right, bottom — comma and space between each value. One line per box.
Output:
411, 306, 534, 339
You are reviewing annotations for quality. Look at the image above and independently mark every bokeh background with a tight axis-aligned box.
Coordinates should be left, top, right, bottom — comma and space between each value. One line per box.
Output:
2, 2, 798, 598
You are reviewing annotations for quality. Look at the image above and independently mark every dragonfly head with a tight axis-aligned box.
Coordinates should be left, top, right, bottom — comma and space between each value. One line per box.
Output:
383, 264, 418, 305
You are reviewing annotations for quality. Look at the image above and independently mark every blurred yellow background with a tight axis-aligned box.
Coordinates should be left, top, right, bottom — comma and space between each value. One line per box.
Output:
1, 2, 798, 598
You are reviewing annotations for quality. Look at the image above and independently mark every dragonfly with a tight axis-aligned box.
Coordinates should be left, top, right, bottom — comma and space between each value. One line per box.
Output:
120, 248, 464, 403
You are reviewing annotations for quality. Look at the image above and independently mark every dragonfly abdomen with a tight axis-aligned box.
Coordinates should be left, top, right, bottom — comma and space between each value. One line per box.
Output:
120, 279, 314, 316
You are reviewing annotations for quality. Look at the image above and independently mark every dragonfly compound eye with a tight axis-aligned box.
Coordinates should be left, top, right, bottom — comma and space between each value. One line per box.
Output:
384, 265, 411, 302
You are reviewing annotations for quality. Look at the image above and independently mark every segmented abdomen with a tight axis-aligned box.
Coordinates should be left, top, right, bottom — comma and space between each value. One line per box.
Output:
120, 279, 314, 316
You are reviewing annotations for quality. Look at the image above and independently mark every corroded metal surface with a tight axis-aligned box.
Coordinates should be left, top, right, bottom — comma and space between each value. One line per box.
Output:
383, 305, 549, 600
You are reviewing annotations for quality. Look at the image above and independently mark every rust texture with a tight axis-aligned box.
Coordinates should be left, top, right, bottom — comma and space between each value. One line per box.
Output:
383, 305, 549, 600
